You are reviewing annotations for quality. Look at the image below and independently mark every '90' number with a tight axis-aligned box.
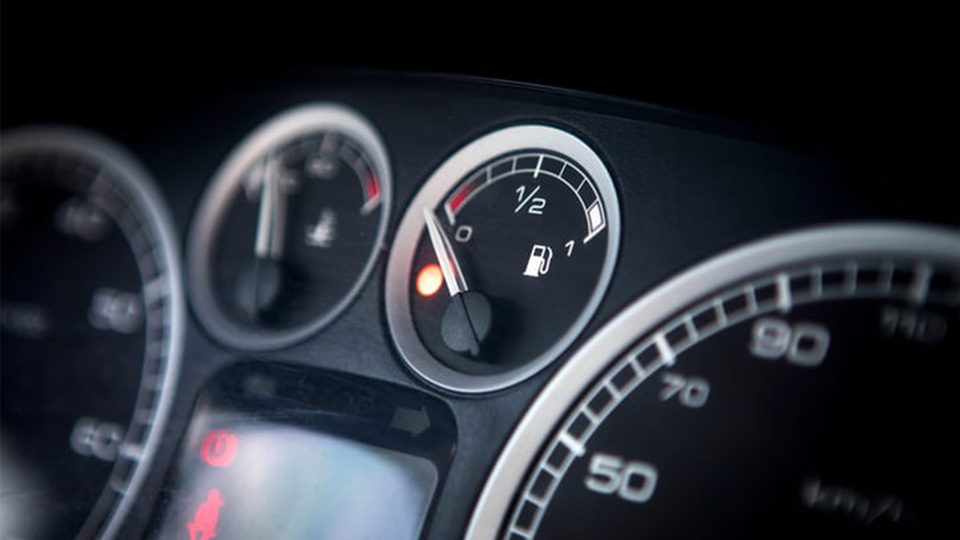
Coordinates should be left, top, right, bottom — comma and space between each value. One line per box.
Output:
749, 317, 831, 367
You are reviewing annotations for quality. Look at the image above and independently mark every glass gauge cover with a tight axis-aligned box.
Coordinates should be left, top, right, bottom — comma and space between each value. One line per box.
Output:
386, 125, 620, 393
0, 127, 184, 540
188, 104, 392, 350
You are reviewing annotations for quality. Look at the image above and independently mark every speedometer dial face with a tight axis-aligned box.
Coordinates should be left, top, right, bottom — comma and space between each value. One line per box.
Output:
189, 104, 391, 350
386, 125, 620, 393
0, 128, 183, 540
467, 224, 960, 539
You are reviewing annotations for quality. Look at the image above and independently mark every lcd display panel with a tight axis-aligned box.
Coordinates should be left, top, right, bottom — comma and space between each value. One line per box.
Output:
148, 362, 456, 540
154, 419, 436, 540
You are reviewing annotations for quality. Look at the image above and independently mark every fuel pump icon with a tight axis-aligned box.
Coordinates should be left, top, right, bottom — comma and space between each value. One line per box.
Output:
523, 244, 553, 277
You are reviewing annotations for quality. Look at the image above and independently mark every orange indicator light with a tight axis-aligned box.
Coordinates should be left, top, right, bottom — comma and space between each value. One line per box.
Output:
417, 264, 444, 297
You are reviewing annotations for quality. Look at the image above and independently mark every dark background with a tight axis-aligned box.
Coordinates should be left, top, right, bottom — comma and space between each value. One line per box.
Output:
2, 8, 957, 539
4, 7, 957, 184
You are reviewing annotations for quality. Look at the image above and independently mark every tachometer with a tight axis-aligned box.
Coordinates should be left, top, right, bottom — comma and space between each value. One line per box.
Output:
0, 127, 184, 540
386, 125, 620, 393
467, 223, 959, 539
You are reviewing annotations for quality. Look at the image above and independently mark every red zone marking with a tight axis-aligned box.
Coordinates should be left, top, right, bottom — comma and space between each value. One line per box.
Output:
447, 181, 479, 215
365, 174, 380, 202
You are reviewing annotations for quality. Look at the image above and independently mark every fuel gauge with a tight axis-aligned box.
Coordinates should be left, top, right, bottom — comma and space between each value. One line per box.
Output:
386, 125, 620, 392
189, 104, 391, 350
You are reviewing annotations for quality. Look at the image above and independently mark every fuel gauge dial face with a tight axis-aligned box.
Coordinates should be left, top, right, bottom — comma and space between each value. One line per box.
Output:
386, 125, 620, 392
189, 104, 391, 350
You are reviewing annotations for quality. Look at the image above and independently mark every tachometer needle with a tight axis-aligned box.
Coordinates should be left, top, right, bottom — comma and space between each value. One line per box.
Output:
422, 207, 469, 296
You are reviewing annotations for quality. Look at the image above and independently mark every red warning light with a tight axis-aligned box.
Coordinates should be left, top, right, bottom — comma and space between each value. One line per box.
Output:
187, 488, 223, 540
199, 429, 239, 467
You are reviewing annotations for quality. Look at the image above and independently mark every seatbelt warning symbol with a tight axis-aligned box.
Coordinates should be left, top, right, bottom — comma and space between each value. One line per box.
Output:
187, 489, 223, 540
523, 244, 553, 277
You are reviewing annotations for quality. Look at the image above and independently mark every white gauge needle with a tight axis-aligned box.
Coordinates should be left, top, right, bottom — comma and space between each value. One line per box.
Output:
253, 155, 288, 260
422, 207, 469, 296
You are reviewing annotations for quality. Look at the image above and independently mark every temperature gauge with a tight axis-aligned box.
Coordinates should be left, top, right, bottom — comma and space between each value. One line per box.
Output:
386, 125, 620, 392
189, 104, 392, 350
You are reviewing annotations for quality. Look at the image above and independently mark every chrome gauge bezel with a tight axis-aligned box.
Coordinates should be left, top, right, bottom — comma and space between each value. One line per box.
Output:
385, 125, 621, 393
0, 127, 185, 540
188, 104, 393, 350
465, 222, 960, 539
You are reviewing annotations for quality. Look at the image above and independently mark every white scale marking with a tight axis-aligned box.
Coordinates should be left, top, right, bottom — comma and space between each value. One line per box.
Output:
604, 380, 623, 401
526, 492, 547, 507
580, 404, 599, 423
119, 443, 144, 459
533, 155, 544, 178
320, 133, 336, 154
629, 353, 649, 380
654, 332, 675, 366
88, 172, 112, 199
744, 284, 759, 313
909, 262, 933, 304
811, 266, 824, 297
845, 262, 859, 293
352, 156, 367, 174
558, 431, 586, 458
134, 409, 156, 424
522, 496, 544, 508
142, 277, 168, 304
145, 341, 170, 358
776, 272, 793, 313
683, 314, 700, 341
880, 261, 895, 293
576, 176, 586, 192
110, 478, 129, 494
444, 203, 456, 226
542, 452, 562, 476
141, 374, 164, 390
360, 195, 380, 216
713, 298, 728, 327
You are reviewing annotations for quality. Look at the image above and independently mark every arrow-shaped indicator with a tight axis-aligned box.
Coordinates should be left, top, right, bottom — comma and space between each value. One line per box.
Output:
390, 406, 431, 437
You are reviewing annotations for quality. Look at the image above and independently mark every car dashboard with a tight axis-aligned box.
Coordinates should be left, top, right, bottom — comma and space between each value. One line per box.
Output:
1, 50, 958, 540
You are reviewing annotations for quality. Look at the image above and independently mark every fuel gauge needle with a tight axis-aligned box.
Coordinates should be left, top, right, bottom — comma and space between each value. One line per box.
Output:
422, 207, 468, 295
238, 155, 287, 318
422, 207, 491, 357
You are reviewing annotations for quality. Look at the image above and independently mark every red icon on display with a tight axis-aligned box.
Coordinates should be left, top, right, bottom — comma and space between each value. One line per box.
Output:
199, 429, 239, 467
187, 488, 223, 540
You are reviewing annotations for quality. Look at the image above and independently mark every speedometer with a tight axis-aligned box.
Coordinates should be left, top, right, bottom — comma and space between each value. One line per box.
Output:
467, 223, 959, 539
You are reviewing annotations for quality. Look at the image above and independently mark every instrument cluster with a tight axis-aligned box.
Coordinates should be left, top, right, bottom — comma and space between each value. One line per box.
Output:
1, 71, 957, 540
